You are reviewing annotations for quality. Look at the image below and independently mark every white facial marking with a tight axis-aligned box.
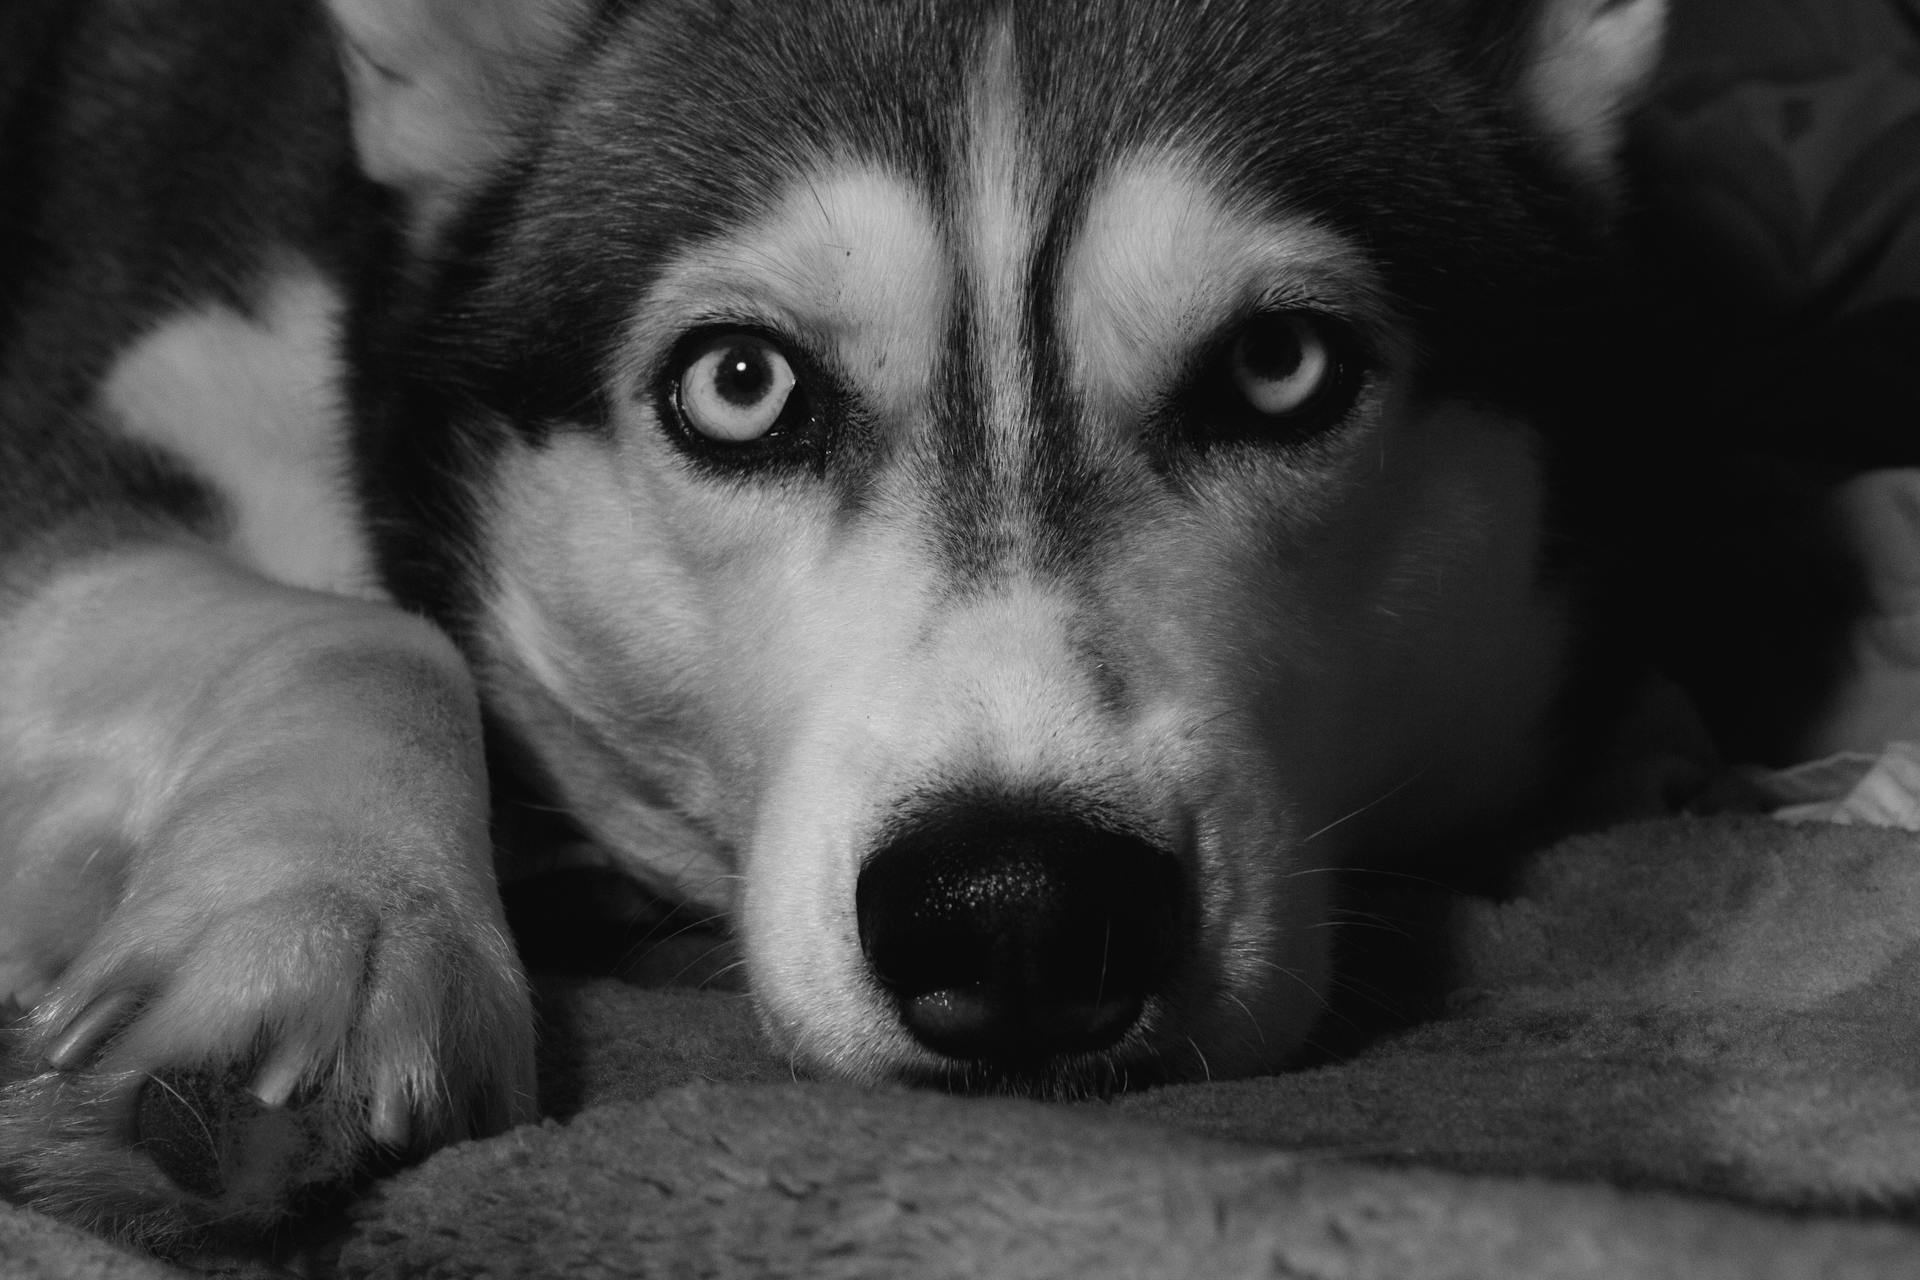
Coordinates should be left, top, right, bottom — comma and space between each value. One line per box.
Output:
1063, 153, 1394, 429
99, 265, 380, 598
478, 432, 747, 910
484, 164, 956, 914
965, 22, 1036, 405
953, 18, 1052, 540
633, 167, 948, 426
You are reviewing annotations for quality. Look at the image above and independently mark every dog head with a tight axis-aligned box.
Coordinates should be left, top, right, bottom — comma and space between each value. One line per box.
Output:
337, 0, 1663, 1089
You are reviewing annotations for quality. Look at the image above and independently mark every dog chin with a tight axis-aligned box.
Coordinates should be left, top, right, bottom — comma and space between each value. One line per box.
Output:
885, 1038, 1197, 1101
753, 945, 1334, 1099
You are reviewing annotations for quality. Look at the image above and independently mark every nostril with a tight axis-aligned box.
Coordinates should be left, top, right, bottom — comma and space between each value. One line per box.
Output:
855, 809, 1186, 1063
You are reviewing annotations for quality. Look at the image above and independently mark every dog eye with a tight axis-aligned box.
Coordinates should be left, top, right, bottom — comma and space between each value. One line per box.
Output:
1222, 312, 1354, 426
674, 333, 800, 443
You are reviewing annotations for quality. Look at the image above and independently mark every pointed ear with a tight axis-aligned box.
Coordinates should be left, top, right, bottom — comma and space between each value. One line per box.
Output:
326, 0, 599, 219
1516, 0, 1666, 183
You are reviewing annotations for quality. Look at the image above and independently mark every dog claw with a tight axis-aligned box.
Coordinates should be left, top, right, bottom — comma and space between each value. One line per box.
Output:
44, 988, 143, 1070
249, 1048, 307, 1109
369, 1078, 411, 1151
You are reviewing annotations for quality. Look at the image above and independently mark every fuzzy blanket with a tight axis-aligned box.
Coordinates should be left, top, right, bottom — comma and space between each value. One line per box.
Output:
4, 812, 1920, 1278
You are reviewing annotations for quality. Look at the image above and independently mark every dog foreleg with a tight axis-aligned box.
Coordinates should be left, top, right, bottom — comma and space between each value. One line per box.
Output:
0, 542, 533, 1247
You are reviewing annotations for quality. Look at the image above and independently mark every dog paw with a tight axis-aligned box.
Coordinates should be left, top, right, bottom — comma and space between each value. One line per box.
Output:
0, 878, 534, 1250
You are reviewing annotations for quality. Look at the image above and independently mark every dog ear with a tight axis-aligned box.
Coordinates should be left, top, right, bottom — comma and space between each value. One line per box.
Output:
1512, 0, 1666, 183
325, 0, 599, 224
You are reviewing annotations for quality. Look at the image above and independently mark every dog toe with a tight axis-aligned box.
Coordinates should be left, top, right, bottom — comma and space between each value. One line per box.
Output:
368, 1070, 413, 1150
0, 882, 532, 1249
42, 989, 144, 1071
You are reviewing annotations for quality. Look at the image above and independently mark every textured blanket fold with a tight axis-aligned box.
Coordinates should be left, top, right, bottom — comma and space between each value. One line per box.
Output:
1116, 817, 1920, 1213
326, 817, 1920, 1278
15, 811, 1918, 1278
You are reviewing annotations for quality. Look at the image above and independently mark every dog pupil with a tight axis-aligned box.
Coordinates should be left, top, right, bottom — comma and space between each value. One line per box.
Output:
715, 346, 771, 407
1240, 323, 1305, 382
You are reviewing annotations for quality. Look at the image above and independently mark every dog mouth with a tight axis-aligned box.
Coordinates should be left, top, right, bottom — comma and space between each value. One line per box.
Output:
852, 801, 1192, 1095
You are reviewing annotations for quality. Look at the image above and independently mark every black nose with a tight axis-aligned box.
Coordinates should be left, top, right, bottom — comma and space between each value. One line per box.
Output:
855, 809, 1186, 1063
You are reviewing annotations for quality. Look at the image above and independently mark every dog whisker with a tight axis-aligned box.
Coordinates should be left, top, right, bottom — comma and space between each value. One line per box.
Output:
692, 954, 749, 983
1299, 766, 1433, 845
673, 949, 746, 990
1184, 1036, 1214, 1084
1312, 910, 1418, 941
1219, 991, 1268, 1046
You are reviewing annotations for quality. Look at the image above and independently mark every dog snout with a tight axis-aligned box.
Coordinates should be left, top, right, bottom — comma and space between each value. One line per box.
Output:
855, 810, 1186, 1064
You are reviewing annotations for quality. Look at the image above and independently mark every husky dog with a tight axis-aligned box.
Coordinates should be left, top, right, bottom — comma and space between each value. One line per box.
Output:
0, 0, 1664, 1245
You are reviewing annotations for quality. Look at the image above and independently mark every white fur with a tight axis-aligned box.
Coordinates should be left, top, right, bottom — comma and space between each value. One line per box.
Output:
1063, 151, 1394, 428
477, 433, 763, 912
1524, 0, 1667, 183
483, 167, 952, 915
962, 22, 1039, 481
0, 549, 522, 1083
628, 166, 950, 425
326, 0, 599, 231
98, 265, 379, 599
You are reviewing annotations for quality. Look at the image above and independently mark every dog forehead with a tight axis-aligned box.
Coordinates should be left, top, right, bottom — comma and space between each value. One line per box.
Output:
612, 11, 1388, 460
629, 166, 949, 421
583, 0, 1421, 337
472, 0, 1576, 440
573, 0, 1458, 237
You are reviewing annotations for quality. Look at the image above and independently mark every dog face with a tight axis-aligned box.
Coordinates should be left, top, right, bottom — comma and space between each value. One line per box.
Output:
344, 0, 1663, 1089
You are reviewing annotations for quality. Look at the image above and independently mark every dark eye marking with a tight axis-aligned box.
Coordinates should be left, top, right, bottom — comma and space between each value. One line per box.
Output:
654, 327, 839, 475
1179, 309, 1368, 451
